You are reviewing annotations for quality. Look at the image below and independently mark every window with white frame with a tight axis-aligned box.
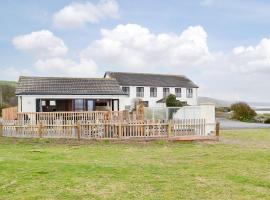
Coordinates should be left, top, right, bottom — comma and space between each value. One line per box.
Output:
163, 88, 170, 97
187, 88, 193, 98
136, 87, 144, 97
122, 86, 130, 96
175, 88, 181, 97
41, 100, 46, 106
150, 87, 157, 97
50, 100, 56, 106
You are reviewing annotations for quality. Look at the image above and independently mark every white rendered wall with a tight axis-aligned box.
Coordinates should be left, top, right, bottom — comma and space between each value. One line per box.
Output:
200, 104, 216, 135
20, 96, 36, 112
173, 103, 216, 135
19, 87, 198, 112
120, 86, 198, 109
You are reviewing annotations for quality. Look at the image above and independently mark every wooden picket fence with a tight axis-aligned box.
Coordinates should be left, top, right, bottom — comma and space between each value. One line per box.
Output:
0, 111, 218, 141
1, 120, 209, 140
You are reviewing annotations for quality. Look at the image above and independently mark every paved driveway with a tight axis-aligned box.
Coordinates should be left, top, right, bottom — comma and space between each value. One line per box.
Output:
217, 118, 270, 130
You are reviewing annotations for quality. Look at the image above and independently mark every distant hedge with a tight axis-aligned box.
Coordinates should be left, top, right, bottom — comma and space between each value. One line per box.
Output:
0, 83, 17, 107
231, 102, 256, 122
264, 118, 270, 124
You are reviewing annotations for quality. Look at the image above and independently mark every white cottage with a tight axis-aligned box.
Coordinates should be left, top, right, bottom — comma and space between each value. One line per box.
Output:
16, 72, 199, 112
104, 72, 198, 109
16, 77, 126, 112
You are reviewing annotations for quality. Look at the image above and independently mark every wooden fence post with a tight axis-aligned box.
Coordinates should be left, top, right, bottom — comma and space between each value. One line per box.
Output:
38, 122, 43, 138
215, 122, 220, 141
76, 121, 81, 140
118, 123, 122, 139
167, 120, 172, 138
0, 122, 3, 137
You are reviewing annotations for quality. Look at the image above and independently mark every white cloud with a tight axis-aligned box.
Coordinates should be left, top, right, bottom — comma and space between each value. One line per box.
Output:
193, 37, 270, 101
229, 38, 270, 74
12, 30, 98, 77
12, 30, 68, 57
79, 23, 270, 101
9, 23, 270, 102
35, 57, 98, 77
81, 24, 213, 71
53, 0, 119, 29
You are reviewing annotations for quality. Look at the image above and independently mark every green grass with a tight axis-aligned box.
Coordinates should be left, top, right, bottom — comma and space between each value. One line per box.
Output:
0, 130, 270, 200
0, 80, 17, 87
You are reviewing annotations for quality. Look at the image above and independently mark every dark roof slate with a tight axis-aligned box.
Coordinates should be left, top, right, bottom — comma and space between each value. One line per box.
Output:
16, 76, 125, 95
105, 72, 199, 88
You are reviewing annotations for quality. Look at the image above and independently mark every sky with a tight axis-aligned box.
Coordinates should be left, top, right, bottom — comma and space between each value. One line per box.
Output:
1, 0, 270, 102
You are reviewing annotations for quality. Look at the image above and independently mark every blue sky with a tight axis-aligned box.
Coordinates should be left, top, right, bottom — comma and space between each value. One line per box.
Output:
1, 0, 270, 102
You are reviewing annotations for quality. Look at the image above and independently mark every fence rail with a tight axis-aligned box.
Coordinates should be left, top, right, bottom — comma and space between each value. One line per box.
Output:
15, 111, 143, 125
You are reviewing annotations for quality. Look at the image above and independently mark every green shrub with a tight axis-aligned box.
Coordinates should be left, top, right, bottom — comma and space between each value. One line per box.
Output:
166, 94, 183, 107
166, 94, 183, 119
264, 118, 270, 124
231, 102, 257, 122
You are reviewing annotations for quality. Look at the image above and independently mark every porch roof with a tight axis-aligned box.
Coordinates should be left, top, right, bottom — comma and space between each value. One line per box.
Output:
16, 76, 126, 95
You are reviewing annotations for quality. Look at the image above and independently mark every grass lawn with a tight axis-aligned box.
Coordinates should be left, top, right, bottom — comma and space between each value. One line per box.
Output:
0, 130, 270, 200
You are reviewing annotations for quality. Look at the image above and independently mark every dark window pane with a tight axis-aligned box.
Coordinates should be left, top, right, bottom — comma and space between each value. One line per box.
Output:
150, 87, 157, 97
187, 88, 193, 98
136, 87, 144, 97
175, 88, 181, 97
163, 88, 170, 97
122, 87, 130, 96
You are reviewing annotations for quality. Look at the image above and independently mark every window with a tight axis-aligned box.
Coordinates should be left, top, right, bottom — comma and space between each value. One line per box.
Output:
181, 101, 188, 106
50, 100, 56, 106
187, 88, 193, 98
122, 86, 130, 96
136, 87, 144, 97
87, 100, 94, 111
163, 88, 170, 97
175, 88, 181, 98
150, 87, 157, 97
74, 99, 84, 111
41, 100, 46, 106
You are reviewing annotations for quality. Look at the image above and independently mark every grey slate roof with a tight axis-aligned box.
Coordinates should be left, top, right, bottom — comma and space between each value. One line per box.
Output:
16, 76, 125, 95
105, 72, 199, 88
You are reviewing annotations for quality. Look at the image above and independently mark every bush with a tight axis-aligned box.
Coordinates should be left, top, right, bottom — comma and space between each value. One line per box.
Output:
264, 118, 270, 124
166, 94, 183, 107
231, 102, 257, 122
